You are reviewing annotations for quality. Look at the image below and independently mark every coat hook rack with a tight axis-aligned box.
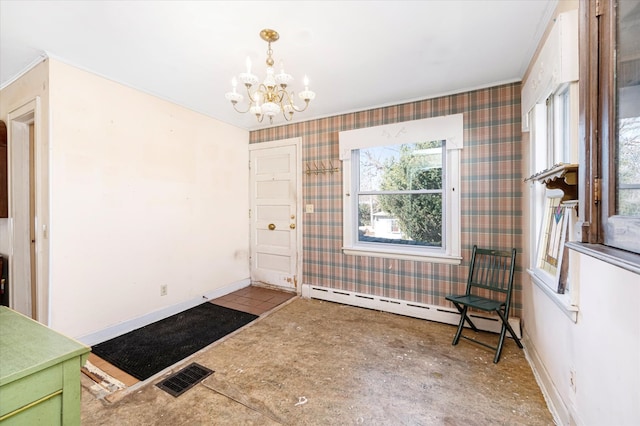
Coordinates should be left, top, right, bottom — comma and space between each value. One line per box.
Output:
305, 160, 340, 176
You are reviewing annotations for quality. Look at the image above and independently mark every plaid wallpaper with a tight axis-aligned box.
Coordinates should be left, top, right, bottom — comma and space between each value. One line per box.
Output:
250, 83, 524, 316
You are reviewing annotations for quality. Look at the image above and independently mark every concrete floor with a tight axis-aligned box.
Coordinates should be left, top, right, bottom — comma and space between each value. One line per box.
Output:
81, 298, 554, 425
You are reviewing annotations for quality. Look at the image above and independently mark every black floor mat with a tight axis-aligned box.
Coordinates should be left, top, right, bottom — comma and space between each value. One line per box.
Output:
92, 303, 257, 380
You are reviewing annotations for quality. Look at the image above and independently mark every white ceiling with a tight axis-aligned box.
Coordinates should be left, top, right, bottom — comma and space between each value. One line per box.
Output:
0, 0, 557, 131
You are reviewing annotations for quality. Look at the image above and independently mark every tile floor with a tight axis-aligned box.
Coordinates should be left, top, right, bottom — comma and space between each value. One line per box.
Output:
211, 285, 296, 316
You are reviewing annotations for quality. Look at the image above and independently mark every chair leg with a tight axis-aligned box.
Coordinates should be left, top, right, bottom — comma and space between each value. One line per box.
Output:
493, 311, 523, 363
494, 323, 508, 363
464, 314, 479, 332
451, 304, 478, 346
451, 302, 479, 330
452, 305, 468, 345
497, 310, 523, 348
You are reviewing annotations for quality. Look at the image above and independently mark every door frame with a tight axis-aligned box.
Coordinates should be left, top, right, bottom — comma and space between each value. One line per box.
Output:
248, 137, 303, 293
7, 97, 49, 323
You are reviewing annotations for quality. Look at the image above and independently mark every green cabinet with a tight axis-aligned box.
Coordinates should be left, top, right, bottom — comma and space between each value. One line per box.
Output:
0, 307, 90, 425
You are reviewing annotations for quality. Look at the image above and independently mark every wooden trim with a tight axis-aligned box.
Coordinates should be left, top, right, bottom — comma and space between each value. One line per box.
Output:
599, 0, 616, 228
29, 123, 37, 319
578, 0, 601, 242
578, 0, 640, 253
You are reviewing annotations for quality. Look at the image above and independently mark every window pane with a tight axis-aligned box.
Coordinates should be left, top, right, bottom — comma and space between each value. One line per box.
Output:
618, 118, 640, 215
558, 87, 571, 163
357, 194, 442, 247
358, 141, 443, 192
616, 0, 640, 216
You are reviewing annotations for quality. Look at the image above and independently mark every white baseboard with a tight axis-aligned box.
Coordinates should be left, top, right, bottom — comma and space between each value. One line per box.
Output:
523, 330, 578, 426
301, 284, 521, 339
78, 278, 251, 346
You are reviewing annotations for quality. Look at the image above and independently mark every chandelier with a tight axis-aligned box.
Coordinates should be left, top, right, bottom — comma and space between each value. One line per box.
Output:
225, 29, 315, 124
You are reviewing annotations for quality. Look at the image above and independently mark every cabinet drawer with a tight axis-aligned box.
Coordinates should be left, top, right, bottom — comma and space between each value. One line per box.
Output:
0, 392, 62, 426
0, 363, 62, 417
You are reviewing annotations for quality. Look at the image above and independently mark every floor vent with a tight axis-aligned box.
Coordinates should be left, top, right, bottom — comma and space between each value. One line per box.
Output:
156, 363, 214, 397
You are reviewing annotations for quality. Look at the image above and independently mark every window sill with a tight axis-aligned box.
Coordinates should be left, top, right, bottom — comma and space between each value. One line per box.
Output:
342, 246, 462, 264
566, 242, 640, 275
527, 268, 578, 322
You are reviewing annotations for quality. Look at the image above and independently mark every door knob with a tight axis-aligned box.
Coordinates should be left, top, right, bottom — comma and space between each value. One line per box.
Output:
290, 223, 296, 229
268, 223, 276, 230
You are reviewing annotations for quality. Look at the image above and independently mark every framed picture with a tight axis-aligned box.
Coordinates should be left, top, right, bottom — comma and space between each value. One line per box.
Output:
535, 193, 569, 292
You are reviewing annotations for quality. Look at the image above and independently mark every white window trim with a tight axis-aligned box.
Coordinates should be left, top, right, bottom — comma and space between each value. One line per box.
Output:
339, 114, 463, 264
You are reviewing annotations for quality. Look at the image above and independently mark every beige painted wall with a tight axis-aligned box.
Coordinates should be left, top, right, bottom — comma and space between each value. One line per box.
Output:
3, 58, 250, 339
47, 59, 250, 338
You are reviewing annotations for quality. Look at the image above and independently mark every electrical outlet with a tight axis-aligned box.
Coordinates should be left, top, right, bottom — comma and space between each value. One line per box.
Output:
569, 369, 577, 393
160, 284, 168, 296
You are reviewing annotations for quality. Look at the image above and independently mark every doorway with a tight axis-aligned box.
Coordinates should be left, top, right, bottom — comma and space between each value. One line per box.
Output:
8, 98, 46, 321
249, 138, 302, 292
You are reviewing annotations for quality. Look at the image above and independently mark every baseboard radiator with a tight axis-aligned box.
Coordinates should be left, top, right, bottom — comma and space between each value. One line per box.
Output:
301, 284, 521, 339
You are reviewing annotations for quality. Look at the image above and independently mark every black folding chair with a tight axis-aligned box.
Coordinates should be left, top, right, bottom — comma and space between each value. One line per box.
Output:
446, 245, 523, 363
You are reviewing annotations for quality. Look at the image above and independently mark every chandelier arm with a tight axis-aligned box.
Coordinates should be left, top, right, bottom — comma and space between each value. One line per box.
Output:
278, 88, 293, 103
231, 102, 252, 114
244, 84, 257, 104
253, 83, 279, 104
277, 90, 295, 121
281, 110, 294, 121
291, 100, 311, 113
279, 89, 310, 112
275, 87, 290, 105
257, 83, 269, 93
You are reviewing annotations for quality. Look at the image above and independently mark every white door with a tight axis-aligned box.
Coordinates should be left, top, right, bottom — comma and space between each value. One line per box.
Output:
249, 140, 300, 290
8, 107, 36, 318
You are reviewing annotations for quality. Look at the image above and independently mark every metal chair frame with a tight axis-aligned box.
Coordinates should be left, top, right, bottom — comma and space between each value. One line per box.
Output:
446, 245, 523, 363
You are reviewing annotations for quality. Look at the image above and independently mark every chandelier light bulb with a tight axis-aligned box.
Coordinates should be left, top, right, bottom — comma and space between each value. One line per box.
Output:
225, 77, 244, 104
225, 28, 315, 124
299, 74, 316, 102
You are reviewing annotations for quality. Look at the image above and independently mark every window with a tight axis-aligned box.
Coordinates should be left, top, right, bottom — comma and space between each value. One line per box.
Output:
551, 86, 576, 164
338, 114, 462, 263
617, 117, 640, 216
528, 86, 579, 297
581, 0, 640, 257
356, 141, 444, 247
605, 0, 640, 252
523, 9, 580, 305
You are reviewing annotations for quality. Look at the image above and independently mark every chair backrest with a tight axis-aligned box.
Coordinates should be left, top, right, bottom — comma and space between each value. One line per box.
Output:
466, 245, 517, 309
